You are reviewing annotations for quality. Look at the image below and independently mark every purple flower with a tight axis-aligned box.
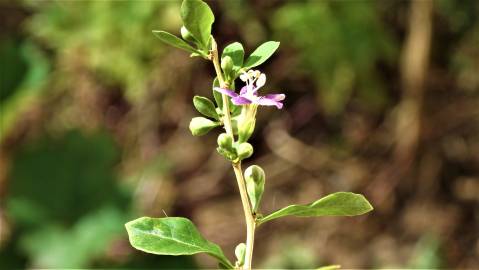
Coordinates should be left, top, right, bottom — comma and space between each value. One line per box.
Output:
214, 70, 285, 109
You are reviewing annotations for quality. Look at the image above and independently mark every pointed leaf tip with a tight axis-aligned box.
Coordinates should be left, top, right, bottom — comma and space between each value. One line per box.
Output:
152, 30, 199, 55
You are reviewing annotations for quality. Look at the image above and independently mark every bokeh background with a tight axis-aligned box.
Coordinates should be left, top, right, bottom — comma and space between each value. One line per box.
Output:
1, 0, 478, 268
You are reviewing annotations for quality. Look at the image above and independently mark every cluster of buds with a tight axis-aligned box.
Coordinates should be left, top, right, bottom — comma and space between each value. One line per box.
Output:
190, 68, 285, 162
189, 68, 280, 219
216, 132, 253, 162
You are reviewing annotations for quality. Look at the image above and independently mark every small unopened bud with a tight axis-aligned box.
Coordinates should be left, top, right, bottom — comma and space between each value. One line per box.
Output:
217, 133, 233, 150
221, 56, 234, 74
235, 243, 246, 267
217, 146, 237, 161
236, 142, 253, 160
189, 117, 219, 136
181, 26, 196, 43
244, 165, 265, 212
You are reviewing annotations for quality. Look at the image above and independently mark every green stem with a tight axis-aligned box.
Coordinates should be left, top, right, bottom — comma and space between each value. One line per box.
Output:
211, 38, 232, 136
211, 37, 256, 270
232, 162, 256, 270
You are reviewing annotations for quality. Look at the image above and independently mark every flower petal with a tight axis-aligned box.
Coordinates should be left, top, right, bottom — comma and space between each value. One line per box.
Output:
232, 96, 252, 105
213, 87, 238, 98
240, 86, 248, 95
257, 96, 284, 109
251, 86, 261, 94
263, 93, 285, 101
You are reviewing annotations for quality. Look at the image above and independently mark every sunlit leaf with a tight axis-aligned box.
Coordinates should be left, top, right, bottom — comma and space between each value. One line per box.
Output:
126, 217, 233, 269
152, 30, 200, 55
193, 96, 219, 120
180, 0, 215, 49
257, 192, 373, 225
243, 41, 280, 69
222, 42, 244, 73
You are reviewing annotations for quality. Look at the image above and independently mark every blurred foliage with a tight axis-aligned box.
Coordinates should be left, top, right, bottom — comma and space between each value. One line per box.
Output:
7, 130, 124, 225
0, 0, 478, 268
0, 38, 49, 140
435, 0, 479, 93
260, 238, 317, 269
272, 1, 396, 115
18, 206, 124, 267
23, 0, 180, 102
408, 234, 443, 269
2, 129, 197, 268
4, 130, 126, 268
0, 38, 27, 101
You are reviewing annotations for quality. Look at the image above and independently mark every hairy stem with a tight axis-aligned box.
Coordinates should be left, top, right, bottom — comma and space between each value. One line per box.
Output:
211, 37, 256, 270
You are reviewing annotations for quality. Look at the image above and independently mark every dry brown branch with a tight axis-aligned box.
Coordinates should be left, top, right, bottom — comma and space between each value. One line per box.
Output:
395, 0, 434, 165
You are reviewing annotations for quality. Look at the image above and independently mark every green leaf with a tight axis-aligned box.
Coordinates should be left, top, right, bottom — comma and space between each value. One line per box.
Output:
193, 96, 219, 120
152, 30, 201, 55
243, 41, 280, 69
257, 192, 373, 225
180, 0, 215, 49
126, 217, 234, 269
222, 42, 244, 73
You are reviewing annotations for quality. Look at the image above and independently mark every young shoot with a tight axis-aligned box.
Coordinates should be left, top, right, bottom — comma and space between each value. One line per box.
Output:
125, 1, 373, 269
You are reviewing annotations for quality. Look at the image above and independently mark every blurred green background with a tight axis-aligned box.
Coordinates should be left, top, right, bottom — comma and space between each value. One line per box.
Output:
0, 0, 478, 268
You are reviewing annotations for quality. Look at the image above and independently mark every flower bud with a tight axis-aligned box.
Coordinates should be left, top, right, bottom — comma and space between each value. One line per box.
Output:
221, 56, 234, 75
244, 165, 265, 212
236, 142, 253, 160
217, 147, 237, 161
189, 117, 219, 136
235, 243, 246, 267
180, 26, 196, 43
217, 133, 233, 150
